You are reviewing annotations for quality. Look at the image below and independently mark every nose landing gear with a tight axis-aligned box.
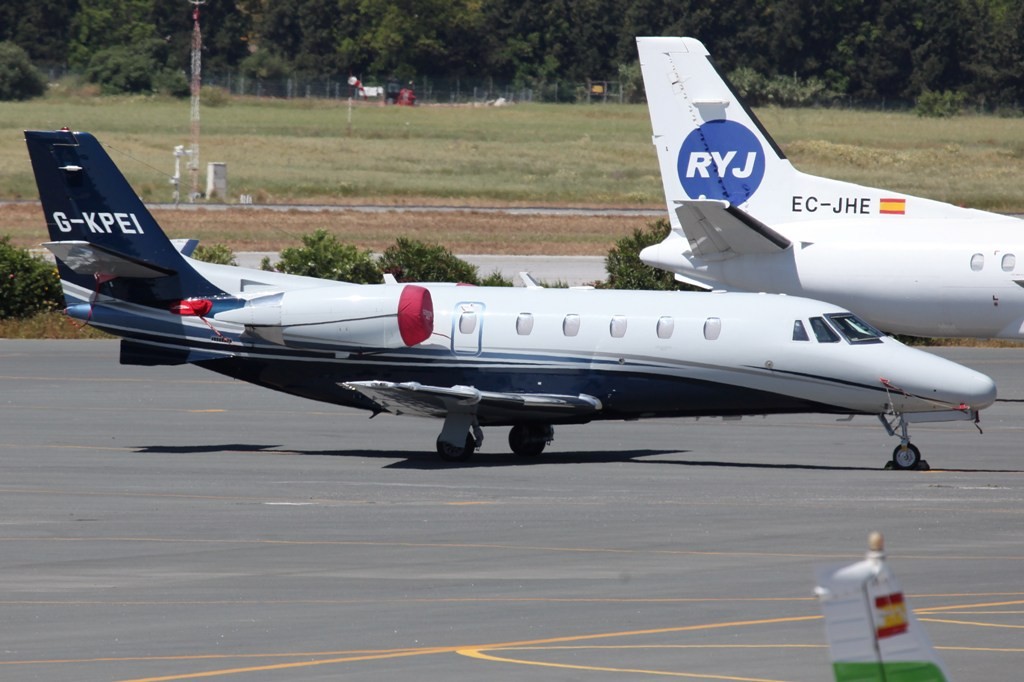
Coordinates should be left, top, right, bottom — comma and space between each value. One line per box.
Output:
878, 413, 928, 470
890, 442, 923, 470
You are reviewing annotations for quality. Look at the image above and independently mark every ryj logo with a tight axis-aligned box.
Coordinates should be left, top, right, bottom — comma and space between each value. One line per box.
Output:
677, 120, 765, 202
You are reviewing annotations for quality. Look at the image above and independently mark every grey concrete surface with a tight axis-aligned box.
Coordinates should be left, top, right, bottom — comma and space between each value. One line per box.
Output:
0, 340, 1022, 681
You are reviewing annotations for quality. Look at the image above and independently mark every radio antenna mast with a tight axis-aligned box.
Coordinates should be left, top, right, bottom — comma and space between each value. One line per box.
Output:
188, 0, 205, 202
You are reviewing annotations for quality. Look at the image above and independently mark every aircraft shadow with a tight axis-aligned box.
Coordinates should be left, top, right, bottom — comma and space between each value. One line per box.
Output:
132, 443, 908, 472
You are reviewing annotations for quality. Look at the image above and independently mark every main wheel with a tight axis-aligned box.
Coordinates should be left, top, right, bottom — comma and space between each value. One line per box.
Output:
437, 433, 475, 462
508, 424, 552, 457
891, 442, 922, 470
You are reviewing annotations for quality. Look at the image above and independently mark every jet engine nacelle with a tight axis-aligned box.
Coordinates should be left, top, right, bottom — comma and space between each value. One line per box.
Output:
215, 284, 434, 349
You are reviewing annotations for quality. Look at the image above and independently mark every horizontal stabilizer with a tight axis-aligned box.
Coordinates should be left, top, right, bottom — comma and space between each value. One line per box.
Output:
344, 380, 602, 421
675, 200, 791, 258
44, 241, 177, 279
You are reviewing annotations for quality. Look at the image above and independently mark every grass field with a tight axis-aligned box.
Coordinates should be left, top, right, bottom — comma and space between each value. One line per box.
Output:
4, 96, 1024, 211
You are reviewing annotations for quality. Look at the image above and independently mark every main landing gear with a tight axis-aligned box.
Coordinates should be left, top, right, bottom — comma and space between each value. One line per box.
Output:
508, 424, 554, 457
434, 417, 555, 462
436, 433, 477, 462
435, 414, 483, 462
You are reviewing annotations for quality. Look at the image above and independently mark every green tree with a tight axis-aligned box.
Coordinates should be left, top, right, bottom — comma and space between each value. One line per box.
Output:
337, 0, 485, 80
149, 2, 252, 74
958, 0, 1024, 109
191, 243, 237, 266
254, 0, 341, 75
262, 229, 381, 283
69, 0, 155, 70
378, 238, 480, 283
0, 41, 46, 101
239, 49, 292, 81
603, 221, 694, 291
0, 238, 63, 319
84, 44, 159, 94
0, 0, 79, 67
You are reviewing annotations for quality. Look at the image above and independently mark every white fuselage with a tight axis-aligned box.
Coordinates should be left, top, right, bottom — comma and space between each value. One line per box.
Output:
646, 217, 1024, 338
190, 260, 997, 419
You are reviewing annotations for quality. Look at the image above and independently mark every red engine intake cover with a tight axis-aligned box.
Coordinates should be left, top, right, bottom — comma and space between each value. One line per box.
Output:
397, 285, 434, 346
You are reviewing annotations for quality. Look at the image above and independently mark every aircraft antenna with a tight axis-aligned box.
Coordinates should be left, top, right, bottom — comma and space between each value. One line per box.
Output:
188, 0, 205, 202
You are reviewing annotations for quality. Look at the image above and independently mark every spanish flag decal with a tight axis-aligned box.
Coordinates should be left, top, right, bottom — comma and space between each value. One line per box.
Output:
879, 197, 906, 215
874, 592, 909, 639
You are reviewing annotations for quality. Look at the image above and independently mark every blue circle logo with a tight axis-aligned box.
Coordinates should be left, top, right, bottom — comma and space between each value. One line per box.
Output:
677, 121, 765, 202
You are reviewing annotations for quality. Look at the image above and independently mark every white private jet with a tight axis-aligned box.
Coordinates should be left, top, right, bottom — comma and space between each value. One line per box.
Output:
25, 129, 996, 467
637, 36, 1024, 340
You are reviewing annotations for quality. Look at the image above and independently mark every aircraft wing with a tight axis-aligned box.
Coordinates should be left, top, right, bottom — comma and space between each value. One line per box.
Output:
343, 380, 603, 422
675, 200, 791, 258
45, 240, 177, 278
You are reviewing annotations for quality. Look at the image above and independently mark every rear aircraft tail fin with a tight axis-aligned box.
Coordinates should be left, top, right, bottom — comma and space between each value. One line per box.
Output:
24, 129, 223, 308
636, 37, 987, 227
815, 532, 951, 682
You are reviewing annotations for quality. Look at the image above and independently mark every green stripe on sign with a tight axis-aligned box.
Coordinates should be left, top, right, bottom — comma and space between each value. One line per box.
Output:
833, 661, 947, 682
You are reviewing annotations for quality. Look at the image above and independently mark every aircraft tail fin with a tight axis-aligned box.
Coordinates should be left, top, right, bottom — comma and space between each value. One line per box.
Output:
637, 37, 793, 226
637, 37, 991, 227
24, 129, 223, 308
815, 532, 952, 682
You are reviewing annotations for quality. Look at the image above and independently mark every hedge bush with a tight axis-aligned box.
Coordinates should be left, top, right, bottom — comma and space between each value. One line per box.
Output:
603, 220, 695, 291
0, 238, 63, 319
262, 229, 382, 283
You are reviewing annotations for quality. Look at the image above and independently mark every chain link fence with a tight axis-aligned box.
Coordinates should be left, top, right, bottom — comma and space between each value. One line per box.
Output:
202, 72, 627, 104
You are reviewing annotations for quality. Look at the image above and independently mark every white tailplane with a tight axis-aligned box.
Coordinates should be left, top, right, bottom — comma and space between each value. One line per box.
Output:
815, 532, 951, 682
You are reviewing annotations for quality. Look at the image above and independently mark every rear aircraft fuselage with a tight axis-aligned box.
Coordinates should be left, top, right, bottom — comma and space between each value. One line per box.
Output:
644, 218, 1024, 338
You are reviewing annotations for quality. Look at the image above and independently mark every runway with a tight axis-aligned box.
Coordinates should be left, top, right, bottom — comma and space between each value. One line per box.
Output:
1, 340, 1022, 681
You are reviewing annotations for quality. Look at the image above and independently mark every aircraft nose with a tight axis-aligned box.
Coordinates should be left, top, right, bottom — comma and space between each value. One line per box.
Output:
897, 353, 997, 412
958, 368, 998, 410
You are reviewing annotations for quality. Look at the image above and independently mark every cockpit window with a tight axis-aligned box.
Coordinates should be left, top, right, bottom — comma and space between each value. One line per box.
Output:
825, 313, 884, 344
792, 320, 809, 341
809, 316, 840, 343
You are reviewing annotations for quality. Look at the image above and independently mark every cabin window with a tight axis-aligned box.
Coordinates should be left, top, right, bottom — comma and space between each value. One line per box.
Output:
1002, 254, 1016, 272
459, 311, 477, 334
516, 313, 534, 336
825, 313, 884, 344
792, 320, 809, 341
971, 253, 985, 271
563, 314, 581, 337
656, 316, 674, 339
703, 317, 721, 340
609, 315, 627, 338
809, 316, 840, 343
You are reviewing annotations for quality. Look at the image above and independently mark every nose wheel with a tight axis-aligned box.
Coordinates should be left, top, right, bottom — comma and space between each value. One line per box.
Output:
890, 442, 922, 470
878, 414, 930, 470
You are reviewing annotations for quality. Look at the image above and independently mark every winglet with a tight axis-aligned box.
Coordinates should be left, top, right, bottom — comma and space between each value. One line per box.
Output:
815, 532, 952, 682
